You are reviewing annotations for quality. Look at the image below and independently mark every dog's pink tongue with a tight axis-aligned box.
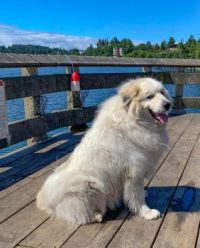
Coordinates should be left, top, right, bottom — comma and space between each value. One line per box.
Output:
155, 113, 168, 124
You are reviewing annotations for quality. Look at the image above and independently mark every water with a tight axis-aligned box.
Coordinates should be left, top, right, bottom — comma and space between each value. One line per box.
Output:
1, 66, 141, 122
0, 66, 200, 156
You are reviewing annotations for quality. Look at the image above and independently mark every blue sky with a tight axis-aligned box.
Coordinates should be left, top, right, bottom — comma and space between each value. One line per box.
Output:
0, 0, 200, 49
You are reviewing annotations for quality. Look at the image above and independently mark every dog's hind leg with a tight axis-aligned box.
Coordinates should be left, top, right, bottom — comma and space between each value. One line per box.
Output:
55, 197, 92, 224
55, 190, 106, 225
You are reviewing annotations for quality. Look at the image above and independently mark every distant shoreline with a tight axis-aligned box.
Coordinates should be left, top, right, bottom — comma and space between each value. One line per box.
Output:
0, 35, 200, 58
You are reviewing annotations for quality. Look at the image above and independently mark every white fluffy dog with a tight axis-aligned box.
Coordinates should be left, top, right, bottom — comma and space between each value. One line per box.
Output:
37, 78, 172, 224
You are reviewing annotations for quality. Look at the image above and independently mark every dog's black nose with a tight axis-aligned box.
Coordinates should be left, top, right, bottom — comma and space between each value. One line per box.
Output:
164, 102, 171, 110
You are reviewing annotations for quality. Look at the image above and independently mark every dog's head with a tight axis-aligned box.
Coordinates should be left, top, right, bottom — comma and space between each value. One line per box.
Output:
119, 78, 173, 127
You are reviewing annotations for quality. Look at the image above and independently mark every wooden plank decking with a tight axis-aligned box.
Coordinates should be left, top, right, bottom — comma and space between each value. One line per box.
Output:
0, 113, 200, 248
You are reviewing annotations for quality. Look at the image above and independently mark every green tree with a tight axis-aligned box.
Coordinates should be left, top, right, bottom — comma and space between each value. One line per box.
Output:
161, 40, 167, 50
84, 44, 95, 56
168, 37, 176, 48
187, 35, 196, 46
154, 43, 160, 50
146, 41, 152, 50
69, 48, 80, 55
110, 37, 120, 45
120, 38, 134, 54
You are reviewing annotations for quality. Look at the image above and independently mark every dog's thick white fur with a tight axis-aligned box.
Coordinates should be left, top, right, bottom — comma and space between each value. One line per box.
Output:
37, 78, 172, 224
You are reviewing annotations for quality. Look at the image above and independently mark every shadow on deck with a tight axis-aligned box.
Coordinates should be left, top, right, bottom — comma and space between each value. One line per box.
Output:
0, 132, 84, 190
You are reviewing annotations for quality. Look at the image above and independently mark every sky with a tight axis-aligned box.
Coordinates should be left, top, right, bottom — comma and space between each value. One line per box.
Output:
0, 0, 200, 49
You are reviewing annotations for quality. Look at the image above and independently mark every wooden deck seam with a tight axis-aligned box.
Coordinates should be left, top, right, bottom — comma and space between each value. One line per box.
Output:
0, 170, 54, 223
104, 214, 130, 248
195, 221, 200, 248
0, 199, 35, 225
15, 245, 36, 248
58, 226, 83, 248
15, 218, 50, 248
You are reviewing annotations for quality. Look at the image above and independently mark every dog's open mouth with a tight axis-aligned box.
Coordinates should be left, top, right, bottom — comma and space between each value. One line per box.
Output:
149, 109, 168, 124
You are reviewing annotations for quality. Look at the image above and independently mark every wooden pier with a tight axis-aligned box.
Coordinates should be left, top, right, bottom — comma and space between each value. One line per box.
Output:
0, 55, 200, 247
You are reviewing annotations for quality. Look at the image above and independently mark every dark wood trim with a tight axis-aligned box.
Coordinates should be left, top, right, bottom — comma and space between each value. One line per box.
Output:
181, 97, 200, 108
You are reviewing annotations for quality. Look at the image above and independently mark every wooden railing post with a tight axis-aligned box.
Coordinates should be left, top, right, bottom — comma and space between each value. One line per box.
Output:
173, 67, 186, 115
65, 66, 88, 133
22, 67, 48, 144
142, 66, 152, 73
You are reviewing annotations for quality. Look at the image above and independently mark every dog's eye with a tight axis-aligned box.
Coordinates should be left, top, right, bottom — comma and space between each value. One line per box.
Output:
146, 94, 154, 100
160, 91, 165, 95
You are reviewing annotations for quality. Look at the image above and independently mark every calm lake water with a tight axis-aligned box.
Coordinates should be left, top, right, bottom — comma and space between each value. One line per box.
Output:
0, 66, 200, 156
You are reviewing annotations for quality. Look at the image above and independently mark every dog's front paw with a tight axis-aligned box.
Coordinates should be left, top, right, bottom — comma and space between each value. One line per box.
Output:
139, 205, 161, 220
94, 213, 103, 223
142, 209, 161, 220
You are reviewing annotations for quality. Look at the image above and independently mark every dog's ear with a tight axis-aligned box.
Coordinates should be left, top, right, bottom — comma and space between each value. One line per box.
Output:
163, 88, 174, 106
121, 95, 132, 110
118, 82, 140, 111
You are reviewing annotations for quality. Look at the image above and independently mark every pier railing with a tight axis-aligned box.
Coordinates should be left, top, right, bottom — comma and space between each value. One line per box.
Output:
1, 54, 200, 148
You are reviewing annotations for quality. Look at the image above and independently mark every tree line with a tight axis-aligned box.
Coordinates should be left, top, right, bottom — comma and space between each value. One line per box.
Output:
1, 35, 200, 58
0, 44, 79, 55
84, 36, 200, 58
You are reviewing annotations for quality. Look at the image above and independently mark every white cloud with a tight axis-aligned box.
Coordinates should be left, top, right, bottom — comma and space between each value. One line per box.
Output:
0, 24, 97, 50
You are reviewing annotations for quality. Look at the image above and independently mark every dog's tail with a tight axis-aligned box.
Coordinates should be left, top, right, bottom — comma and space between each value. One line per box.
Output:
36, 190, 45, 210
36, 189, 54, 216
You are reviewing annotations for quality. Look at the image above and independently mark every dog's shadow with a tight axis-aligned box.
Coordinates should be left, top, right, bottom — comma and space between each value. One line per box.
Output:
104, 185, 200, 223
146, 186, 200, 213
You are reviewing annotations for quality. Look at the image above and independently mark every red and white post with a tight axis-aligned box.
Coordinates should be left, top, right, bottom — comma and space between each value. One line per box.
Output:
70, 71, 80, 91
67, 68, 88, 133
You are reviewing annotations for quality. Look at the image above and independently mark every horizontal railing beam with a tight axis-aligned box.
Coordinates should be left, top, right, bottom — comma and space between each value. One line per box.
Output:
80, 72, 200, 89
2, 106, 96, 148
4, 74, 70, 100
1, 54, 200, 68
3, 72, 200, 100
1, 96, 199, 148
180, 97, 200, 109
